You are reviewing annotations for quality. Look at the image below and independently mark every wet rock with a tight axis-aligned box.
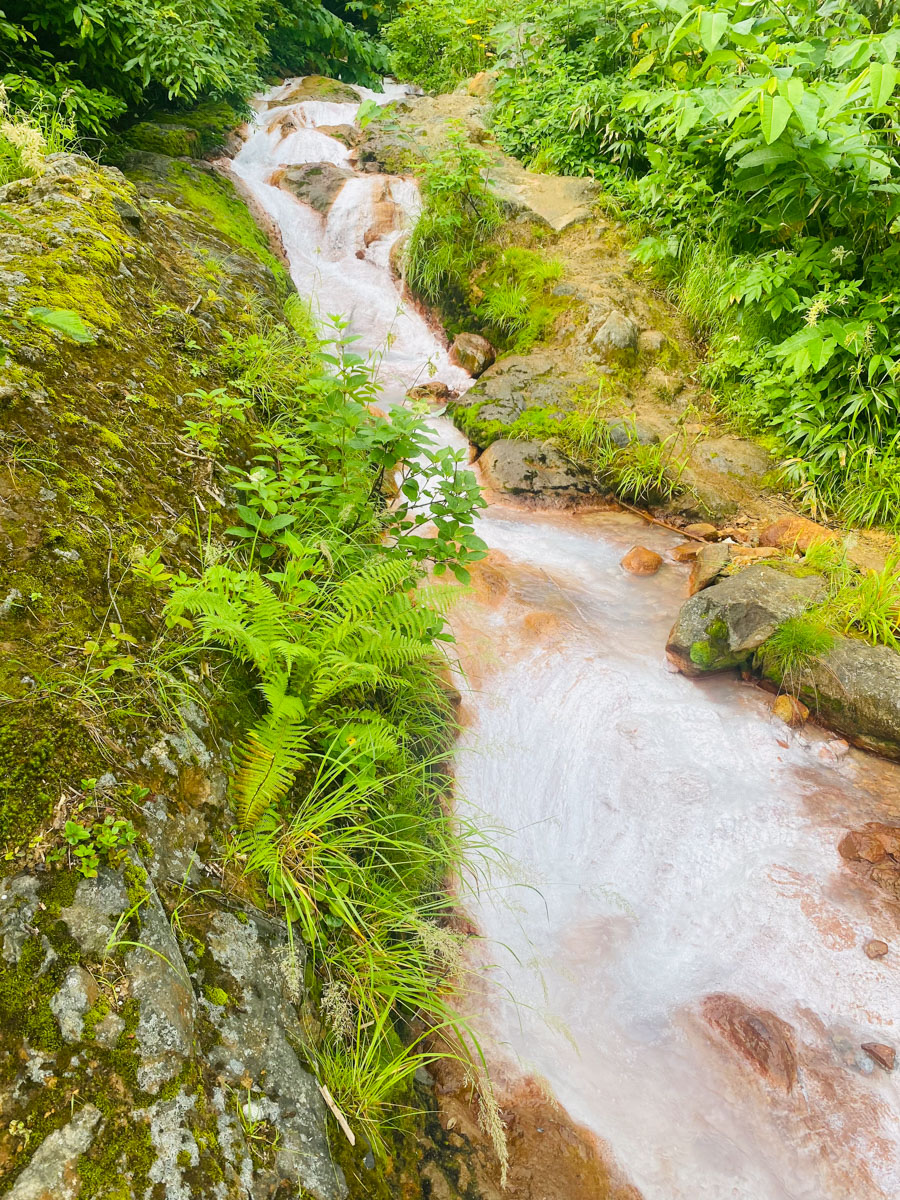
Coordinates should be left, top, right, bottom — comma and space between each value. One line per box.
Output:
50, 965, 98, 1042
267, 76, 361, 106
7, 1104, 100, 1199
667, 564, 826, 675
759, 515, 836, 552
317, 123, 359, 147
449, 332, 495, 376
777, 637, 900, 759
670, 542, 702, 564
591, 310, 638, 361
407, 380, 451, 404
478, 439, 594, 503
703, 994, 797, 1091
621, 546, 662, 575
864, 939, 889, 959
839, 829, 889, 864
862, 1042, 896, 1071
688, 543, 732, 594
274, 162, 355, 216
772, 694, 808, 726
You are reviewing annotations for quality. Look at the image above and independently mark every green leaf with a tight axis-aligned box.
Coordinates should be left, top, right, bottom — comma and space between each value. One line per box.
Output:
869, 62, 898, 110
26, 307, 95, 344
759, 93, 792, 144
699, 10, 728, 54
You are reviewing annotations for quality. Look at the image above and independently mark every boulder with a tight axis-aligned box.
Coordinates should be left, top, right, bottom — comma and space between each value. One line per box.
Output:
273, 162, 355, 216
591, 310, 638, 361
267, 76, 361, 107
621, 545, 662, 575
316, 123, 359, 147
776, 637, 900, 759
759, 515, 836, 552
667, 564, 826, 675
604, 416, 659, 448
478, 439, 593, 502
449, 333, 495, 376
638, 329, 667, 355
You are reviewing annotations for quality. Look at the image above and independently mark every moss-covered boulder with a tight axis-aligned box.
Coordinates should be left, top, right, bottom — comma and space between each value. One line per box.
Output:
666, 565, 826, 675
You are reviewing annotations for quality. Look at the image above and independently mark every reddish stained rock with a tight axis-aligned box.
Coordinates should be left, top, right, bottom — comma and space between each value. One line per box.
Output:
407, 380, 451, 404
703, 993, 797, 1091
864, 939, 889, 959
621, 545, 663, 575
862, 1042, 896, 1071
839, 830, 889, 864
759, 515, 836, 552
772, 694, 809, 726
670, 542, 701, 563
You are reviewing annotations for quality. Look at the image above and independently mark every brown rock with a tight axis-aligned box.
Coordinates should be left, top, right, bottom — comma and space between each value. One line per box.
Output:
689, 543, 731, 594
407, 380, 451, 404
621, 546, 663, 575
864, 939, 889, 959
862, 1042, 896, 1071
449, 333, 495, 377
703, 993, 797, 1090
685, 522, 718, 540
838, 830, 888, 864
870, 823, 900, 859
759, 516, 836, 553
730, 546, 781, 562
772, 694, 809, 726
671, 542, 702, 563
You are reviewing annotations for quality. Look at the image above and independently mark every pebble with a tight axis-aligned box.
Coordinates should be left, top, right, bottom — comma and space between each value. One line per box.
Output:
861, 1042, 896, 1071
865, 939, 889, 959
620, 545, 663, 575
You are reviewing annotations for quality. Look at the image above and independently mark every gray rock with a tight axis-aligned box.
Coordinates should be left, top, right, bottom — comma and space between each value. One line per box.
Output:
62, 868, 128, 955
479, 439, 594, 502
638, 329, 667, 355
692, 436, 771, 482
202, 913, 346, 1200
604, 417, 659, 449
127, 869, 196, 1093
781, 637, 900, 760
7, 1104, 100, 1200
0, 874, 40, 963
275, 162, 355, 216
50, 966, 97, 1041
667, 565, 825, 675
267, 75, 361, 106
591, 310, 639, 360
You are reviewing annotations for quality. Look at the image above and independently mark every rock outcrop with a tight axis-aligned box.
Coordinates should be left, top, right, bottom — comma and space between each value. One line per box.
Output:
274, 161, 355, 215
478, 438, 594, 502
666, 565, 826, 674
449, 332, 495, 376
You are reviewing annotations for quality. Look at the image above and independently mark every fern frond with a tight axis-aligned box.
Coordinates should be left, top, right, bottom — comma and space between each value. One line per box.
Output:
233, 698, 311, 828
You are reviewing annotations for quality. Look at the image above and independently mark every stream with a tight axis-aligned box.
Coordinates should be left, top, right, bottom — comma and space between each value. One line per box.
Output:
231, 80, 900, 1199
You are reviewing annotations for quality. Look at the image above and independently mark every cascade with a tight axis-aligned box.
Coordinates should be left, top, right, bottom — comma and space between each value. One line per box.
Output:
233, 80, 900, 1199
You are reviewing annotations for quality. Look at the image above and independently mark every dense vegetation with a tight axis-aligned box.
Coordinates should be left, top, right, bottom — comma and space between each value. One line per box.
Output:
0, 0, 386, 142
386, 0, 900, 530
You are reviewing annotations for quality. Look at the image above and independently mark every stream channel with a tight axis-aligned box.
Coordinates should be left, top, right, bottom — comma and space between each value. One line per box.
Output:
230, 79, 900, 1199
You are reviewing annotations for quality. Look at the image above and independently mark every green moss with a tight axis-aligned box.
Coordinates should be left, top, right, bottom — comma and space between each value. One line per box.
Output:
689, 639, 715, 668
203, 985, 229, 1006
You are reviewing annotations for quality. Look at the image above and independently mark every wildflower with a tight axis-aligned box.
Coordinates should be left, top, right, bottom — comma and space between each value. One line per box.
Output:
831, 244, 851, 264
804, 295, 828, 326
1, 118, 46, 176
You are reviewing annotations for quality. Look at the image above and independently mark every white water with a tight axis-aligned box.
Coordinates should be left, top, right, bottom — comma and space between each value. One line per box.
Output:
235, 81, 900, 1199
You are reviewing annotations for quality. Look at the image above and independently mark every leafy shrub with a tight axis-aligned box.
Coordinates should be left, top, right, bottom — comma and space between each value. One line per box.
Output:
383, 0, 499, 92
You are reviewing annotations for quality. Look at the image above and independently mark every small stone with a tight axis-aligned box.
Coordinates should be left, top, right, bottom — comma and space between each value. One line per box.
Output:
865, 939, 889, 959
772, 694, 809, 726
670, 542, 702, 563
638, 329, 667, 355
621, 546, 663, 575
406, 380, 451, 404
862, 1042, 896, 1071
685, 522, 718, 539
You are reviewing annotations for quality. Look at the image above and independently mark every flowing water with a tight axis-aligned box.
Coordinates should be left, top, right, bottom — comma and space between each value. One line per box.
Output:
233, 82, 900, 1199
